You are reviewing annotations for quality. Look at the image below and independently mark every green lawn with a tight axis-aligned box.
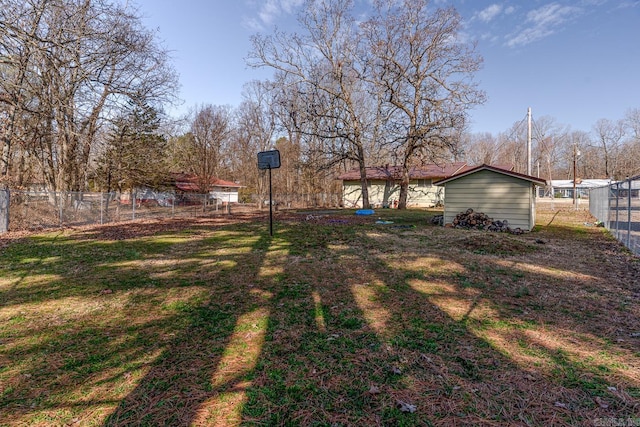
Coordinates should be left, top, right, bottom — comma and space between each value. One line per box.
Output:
1, 208, 638, 426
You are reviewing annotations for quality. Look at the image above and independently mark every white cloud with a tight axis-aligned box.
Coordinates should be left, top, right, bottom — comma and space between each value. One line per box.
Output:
280, 0, 305, 14
243, 17, 263, 32
243, 0, 304, 31
615, 0, 640, 9
506, 2, 581, 47
526, 3, 578, 26
478, 4, 503, 23
259, 1, 281, 26
579, 0, 608, 6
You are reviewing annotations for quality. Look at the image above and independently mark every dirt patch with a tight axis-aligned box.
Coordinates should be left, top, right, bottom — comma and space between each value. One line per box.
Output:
456, 232, 538, 255
278, 211, 378, 226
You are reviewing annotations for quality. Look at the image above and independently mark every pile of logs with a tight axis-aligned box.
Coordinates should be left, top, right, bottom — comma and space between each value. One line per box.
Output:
451, 208, 525, 235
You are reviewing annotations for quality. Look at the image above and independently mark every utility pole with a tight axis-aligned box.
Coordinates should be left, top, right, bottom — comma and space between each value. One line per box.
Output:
527, 107, 532, 176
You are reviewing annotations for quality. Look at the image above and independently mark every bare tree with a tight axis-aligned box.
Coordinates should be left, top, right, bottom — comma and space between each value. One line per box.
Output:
531, 116, 569, 184
578, 143, 602, 179
185, 104, 233, 193
624, 108, 640, 142
460, 133, 499, 166
593, 118, 625, 179
248, 0, 377, 208
0, 0, 178, 193
492, 121, 528, 174
460, 108, 640, 181
362, 0, 485, 208
232, 81, 278, 205
622, 108, 640, 177
561, 130, 591, 179
0, 0, 48, 187
268, 75, 351, 207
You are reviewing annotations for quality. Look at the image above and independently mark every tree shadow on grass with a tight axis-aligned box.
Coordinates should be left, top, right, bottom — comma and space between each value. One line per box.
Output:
103, 227, 274, 426
98, 211, 637, 425
0, 220, 272, 425
239, 218, 639, 425
239, 220, 396, 425
358, 224, 640, 423
3, 213, 638, 425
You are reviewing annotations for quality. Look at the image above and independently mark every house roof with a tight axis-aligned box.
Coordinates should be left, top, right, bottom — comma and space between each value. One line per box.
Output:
549, 179, 612, 189
434, 164, 547, 186
456, 163, 514, 174
337, 162, 467, 181
171, 173, 242, 191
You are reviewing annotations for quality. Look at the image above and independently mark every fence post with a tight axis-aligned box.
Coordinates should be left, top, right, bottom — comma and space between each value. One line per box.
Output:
0, 189, 9, 233
628, 177, 632, 248
59, 192, 64, 226
608, 185, 615, 229
615, 183, 620, 241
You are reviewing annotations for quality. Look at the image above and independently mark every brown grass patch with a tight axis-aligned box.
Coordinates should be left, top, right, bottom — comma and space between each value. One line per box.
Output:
1, 206, 639, 425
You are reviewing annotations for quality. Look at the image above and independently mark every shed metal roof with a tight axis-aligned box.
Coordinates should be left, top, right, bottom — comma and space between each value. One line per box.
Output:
434, 164, 547, 186
337, 162, 467, 181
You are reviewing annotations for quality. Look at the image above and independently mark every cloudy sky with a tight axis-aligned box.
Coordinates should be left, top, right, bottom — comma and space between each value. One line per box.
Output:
134, 0, 640, 135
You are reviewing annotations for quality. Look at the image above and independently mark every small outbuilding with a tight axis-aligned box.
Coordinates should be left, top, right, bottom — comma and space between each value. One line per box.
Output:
434, 164, 547, 231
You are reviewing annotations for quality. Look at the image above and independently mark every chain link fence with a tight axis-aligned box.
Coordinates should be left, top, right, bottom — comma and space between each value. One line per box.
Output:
258, 193, 342, 210
589, 176, 640, 256
0, 189, 343, 233
3, 190, 254, 232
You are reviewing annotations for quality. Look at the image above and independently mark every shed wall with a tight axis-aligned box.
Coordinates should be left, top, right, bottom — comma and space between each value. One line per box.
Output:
442, 170, 535, 230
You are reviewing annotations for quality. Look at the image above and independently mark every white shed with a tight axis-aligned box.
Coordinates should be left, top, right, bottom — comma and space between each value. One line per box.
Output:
435, 165, 547, 231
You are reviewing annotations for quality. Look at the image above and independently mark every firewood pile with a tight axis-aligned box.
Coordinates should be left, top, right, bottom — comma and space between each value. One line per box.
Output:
451, 208, 525, 235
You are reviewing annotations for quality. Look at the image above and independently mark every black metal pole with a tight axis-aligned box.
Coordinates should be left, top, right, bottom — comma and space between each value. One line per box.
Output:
269, 166, 273, 236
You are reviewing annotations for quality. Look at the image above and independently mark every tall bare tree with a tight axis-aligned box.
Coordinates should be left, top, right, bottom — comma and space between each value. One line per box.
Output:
624, 108, 640, 141
593, 118, 625, 179
0, 0, 177, 193
184, 104, 233, 193
0, 0, 48, 187
362, 0, 485, 208
268, 75, 348, 207
248, 0, 378, 208
531, 116, 568, 184
561, 130, 591, 180
622, 108, 640, 177
460, 133, 499, 166
232, 81, 277, 205
493, 121, 528, 174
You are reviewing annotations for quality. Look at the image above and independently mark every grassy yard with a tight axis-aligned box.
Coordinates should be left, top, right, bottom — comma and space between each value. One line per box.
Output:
0, 206, 639, 426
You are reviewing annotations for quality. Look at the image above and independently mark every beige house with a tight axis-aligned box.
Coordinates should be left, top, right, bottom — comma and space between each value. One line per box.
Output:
435, 164, 547, 231
338, 163, 467, 208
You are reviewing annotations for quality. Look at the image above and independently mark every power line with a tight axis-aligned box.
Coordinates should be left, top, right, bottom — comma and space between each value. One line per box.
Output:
491, 111, 528, 155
